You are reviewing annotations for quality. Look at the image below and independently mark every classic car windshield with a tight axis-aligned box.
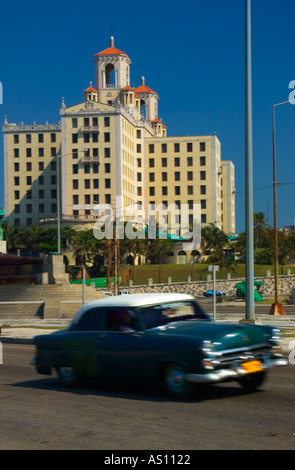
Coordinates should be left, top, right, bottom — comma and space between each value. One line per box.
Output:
139, 301, 209, 329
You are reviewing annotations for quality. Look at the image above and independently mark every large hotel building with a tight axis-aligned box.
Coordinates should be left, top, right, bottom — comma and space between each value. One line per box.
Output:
3, 37, 235, 247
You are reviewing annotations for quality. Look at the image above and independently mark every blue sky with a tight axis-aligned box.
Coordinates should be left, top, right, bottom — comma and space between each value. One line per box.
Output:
1, 0, 295, 234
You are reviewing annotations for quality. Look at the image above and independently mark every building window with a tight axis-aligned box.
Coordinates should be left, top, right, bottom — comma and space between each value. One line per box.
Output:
26, 204, 32, 213
50, 161, 56, 171
14, 204, 20, 213
149, 158, 154, 168
14, 163, 19, 172
175, 186, 181, 195
149, 173, 155, 182
51, 189, 57, 199
149, 187, 155, 196
73, 180, 79, 190
188, 186, 194, 195
137, 158, 142, 167
84, 164, 90, 174
105, 148, 111, 158
39, 148, 44, 157
137, 187, 142, 196
201, 199, 206, 209
105, 194, 111, 204
104, 117, 110, 127
26, 162, 32, 171
93, 117, 98, 126
201, 185, 206, 194
26, 134, 31, 143
137, 130, 141, 139
149, 144, 154, 153
39, 176, 44, 185
38, 134, 44, 143
51, 175, 56, 185
174, 172, 180, 181
26, 148, 32, 157
84, 133, 90, 143
187, 157, 193, 166
39, 204, 45, 213
72, 134, 78, 144
14, 148, 19, 158
137, 173, 142, 182
93, 164, 99, 173
174, 157, 180, 167
14, 176, 20, 186
162, 186, 168, 196
104, 132, 110, 142
51, 133, 56, 143
187, 142, 193, 152
39, 190, 44, 199
161, 143, 167, 153
92, 133, 99, 143
161, 158, 167, 167
84, 179, 90, 189
14, 135, 19, 144
73, 195, 79, 204
187, 171, 193, 181
200, 142, 206, 152
72, 164, 78, 174
27, 176, 32, 185
51, 203, 57, 213
162, 172, 167, 182
105, 163, 111, 173
137, 144, 141, 153
39, 162, 44, 171
85, 195, 91, 204
14, 190, 20, 199
105, 179, 111, 188
93, 179, 99, 189
174, 143, 180, 153
201, 214, 207, 223
200, 171, 206, 180
200, 156, 206, 166
72, 118, 78, 128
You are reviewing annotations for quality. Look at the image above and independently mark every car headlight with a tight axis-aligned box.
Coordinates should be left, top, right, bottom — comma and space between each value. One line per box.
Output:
270, 328, 283, 355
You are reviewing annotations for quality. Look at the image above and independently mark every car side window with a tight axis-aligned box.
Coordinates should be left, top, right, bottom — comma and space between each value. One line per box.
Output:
105, 309, 137, 331
76, 308, 103, 331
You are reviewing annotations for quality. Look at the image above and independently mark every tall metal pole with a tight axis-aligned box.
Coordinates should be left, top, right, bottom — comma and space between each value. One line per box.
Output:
269, 101, 290, 315
57, 154, 61, 255
245, 0, 255, 321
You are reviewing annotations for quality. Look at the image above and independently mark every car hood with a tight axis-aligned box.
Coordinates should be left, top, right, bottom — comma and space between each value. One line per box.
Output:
151, 320, 273, 349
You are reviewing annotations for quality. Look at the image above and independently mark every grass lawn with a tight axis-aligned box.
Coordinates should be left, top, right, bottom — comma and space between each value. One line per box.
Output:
119, 263, 295, 286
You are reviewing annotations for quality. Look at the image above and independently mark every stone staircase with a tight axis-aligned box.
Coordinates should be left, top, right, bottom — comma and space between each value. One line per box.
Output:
0, 284, 105, 320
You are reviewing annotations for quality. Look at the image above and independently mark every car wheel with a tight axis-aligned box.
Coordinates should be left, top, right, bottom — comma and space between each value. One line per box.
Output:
238, 371, 266, 391
164, 363, 195, 399
58, 366, 80, 387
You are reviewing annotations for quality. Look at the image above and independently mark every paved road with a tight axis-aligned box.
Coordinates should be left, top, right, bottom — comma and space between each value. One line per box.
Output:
0, 344, 294, 450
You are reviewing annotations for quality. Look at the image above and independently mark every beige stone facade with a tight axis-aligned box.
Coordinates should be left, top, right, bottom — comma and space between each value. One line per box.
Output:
2, 36, 235, 243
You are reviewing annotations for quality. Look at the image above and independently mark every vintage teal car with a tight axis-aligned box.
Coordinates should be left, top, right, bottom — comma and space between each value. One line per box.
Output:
31, 293, 287, 398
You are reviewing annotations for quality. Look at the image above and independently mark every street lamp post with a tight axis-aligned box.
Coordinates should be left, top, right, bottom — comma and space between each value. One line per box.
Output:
269, 100, 293, 315
244, 0, 255, 322
56, 149, 87, 254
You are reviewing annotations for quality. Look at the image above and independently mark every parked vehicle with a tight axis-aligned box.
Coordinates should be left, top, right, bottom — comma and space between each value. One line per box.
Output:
31, 293, 287, 398
203, 290, 226, 297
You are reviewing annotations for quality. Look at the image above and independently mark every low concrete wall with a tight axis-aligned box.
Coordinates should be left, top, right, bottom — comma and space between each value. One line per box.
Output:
124, 274, 295, 299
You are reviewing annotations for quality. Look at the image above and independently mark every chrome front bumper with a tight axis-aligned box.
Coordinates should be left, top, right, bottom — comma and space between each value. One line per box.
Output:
187, 356, 288, 384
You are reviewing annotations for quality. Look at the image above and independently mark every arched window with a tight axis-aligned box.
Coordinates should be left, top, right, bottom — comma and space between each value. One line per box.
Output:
106, 64, 115, 87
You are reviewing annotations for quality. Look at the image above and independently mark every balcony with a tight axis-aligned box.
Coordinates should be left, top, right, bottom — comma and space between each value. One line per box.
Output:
80, 125, 100, 133
81, 155, 100, 164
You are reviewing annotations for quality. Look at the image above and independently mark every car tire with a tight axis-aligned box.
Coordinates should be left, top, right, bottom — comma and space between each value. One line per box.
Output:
58, 366, 80, 387
164, 363, 195, 399
237, 371, 266, 391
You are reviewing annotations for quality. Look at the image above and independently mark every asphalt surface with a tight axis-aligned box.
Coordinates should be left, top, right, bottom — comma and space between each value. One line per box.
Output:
0, 343, 294, 450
